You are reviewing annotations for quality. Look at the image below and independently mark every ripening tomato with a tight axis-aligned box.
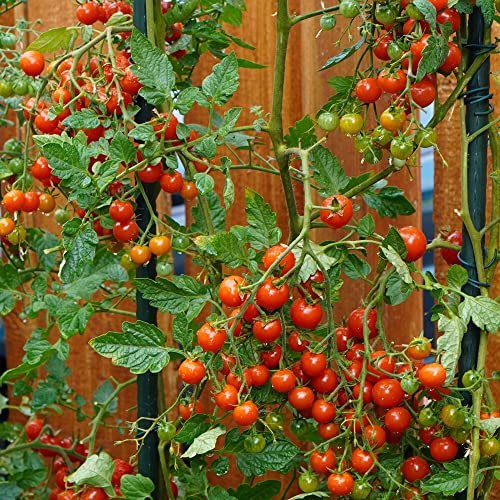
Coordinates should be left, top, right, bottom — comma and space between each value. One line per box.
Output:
180, 180, 198, 201
355, 78, 382, 103
255, 277, 289, 311
290, 298, 323, 330
20, 50, 45, 76
262, 244, 296, 276
418, 363, 447, 388
407, 337, 432, 360
339, 113, 364, 135
441, 231, 462, 265
377, 69, 407, 94
233, 401, 259, 426
148, 235, 171, 256
197, 323, 227, 352
130, 245, 152, 265
0, 217, 15, 236
320, 194, 353, 229
398, 226, 427, 262
219, 275, 245, 307
252, 318, 282, 343
372, 379, 405, 408
380, 107, 407, 132
178, 359, 206, 384
327, 472, 354, 496
401, 456, 430, 482
310, 448, 336, 474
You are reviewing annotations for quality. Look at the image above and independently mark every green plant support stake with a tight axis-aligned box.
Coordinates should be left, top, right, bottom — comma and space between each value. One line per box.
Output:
133, 0, 160, 496
456, 6, 491, 500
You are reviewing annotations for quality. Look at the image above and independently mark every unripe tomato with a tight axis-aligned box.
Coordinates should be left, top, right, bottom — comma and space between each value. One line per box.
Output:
157, 420, 177, 442
380, 108, 407, 132
320, 14, 336, 30
317, 111, 340, 131
298, 472, 318, 493
339, 113, 364, 135
244, 433, 266, 453
339, 0, 360, 17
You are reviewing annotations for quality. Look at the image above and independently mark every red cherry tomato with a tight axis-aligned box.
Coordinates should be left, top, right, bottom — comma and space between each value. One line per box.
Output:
196, 323, 227, 352
355, 77, 382, 103
417, 362, 447, 388
372, 379, 405, 408
385, 406, 412, 432
441, 231, 462, 265
310, 448, 336, 474
320, 195, 353, 229
301, 351, 327, 377
350, 448, 376, 473
288, 386, 315, 410
219, 275, 245, 307
20, 50, 45, 76
378, 69, 407, 94
290, 298, 323, 330
430, 436, 459, 461
398, 226, 427, 262
178, 359, 206, 384
232, 401, 259, 426
255, 277, 289, 311
252, 318, 282, 343
347, 308, 377, 339
262, 244, 296, 276
327, 472, 354, 496
401, 456, 430, 482
271, 369, 296, 393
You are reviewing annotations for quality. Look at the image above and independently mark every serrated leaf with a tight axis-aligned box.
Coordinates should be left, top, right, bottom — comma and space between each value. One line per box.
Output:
446, 265, 469, 290
175, 414, 210, 444
479, 417, 500, 435
27, 27, 78, 52
60, 220, 99, 283
164, 0, 198, 24
211, 456, 230, 476
175, 87, 201, 114
437, 313, 467, 384
120, 474, 155, 500
190, 191, 226, 234
194, 232, 246, 268
459, 295, 500, 333
130, 30, 175, 106
421, 459, 482, 495
477, 0, 495, 25
135, 276, 210, 321
29, 228, 58, 271
358, 214, 375, 237
321, 37, 365, 70
129, 123, 156, 142
68, 452, 114, 490
194, 172, 215, 195
236, 440, 299, 477
172, 315, 194, 348
62, 108, 100, 129
385, 272, 414, 305
416, 33, 451, 81
381, 227, 408, 259
208, 486, 238, 500
223, 173, 235, 208
110, 131, 137, 165
59, 303, 93, 339
380, 247, 412, 284
194, 136, 217, 159
0, 482, 23, 500
218, 107, 241, 137
310, 146, 349, 196
245, 189, 281, 250
182, 427, 226, 458
288, 493, 329, 500
284, 115, 317, 149
89, 321, 169, 374
343, 254, 371, 280
202, 52, 239, 106
231, 480, 282, 500
364, 187, 416, 218
413, 0, 437, 29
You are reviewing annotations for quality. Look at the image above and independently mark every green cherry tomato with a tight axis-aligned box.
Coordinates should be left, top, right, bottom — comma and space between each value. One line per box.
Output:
244, 434, 266, 453
156, 261, 173, 276
462, 369, 481, 389
391, 157, 407, 169
7, 226, 27, 244
265, 411, 284, 431
298, 472, 318, 493
317, 111, 340, 132
351, 480, 371, 500
54, 208, 71, 225
375, 3, 399, 24
481, 437, 500, 457
400, 374, 420, 395
8, 158, 24, 175
354, 134, 371, 153
388, 42, 404, 60
441, 404, 466, 429
461, 413, 474, 430
390, 137, 414, 160
320, 14, 337, 30
12, 80, 29, 96
172, 234, 190, 252
339, 0, 360, 18
0, 33, 17, 48
371, 125, 393, 146
406, 3, 425, 20
158, 421, 177, 442
0, 80, 13, 98
340, 113, 364, 135
290, 419, 310, 440
415, 128, 438, 148
3, 138, 22, 154
450, 428, 469, 444
363, 146, 383, 165
419, 407, 437, 427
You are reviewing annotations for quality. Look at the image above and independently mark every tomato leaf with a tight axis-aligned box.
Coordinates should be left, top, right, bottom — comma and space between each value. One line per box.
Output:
211, 456, 230, 476
194, 172, 215, 195
358, 214, 375, 237
380, 227, 407, 260
61, 108, 100, 130
343, 254, 372, 280
380, 247, 413, 284
285, 115, 318, 148
458, 295, 500, 333
416, 32, 451, 81
218, 107, 242, 137
208, 485, 239, 500
109, 131, 137, 165
202, 52, 240, 106
175, 414, 210, 444
437, 313, 467, 384
321, 36, 366, 70
449, 0, 473, 13
446, 264, 469, 290
477, 0, 495, 25
236, 440, 299, 476
27, 27, 78, 52
130, 29, 175, 106
164, 0, 198, 24
191, 191, 227, 233
413, 0, 437, 30
135, 276, 210, 321
364, 186, 416, 218
230, 480, 282, 500
385, 272, 414, 305
182, 427, 226, 458
119, 474, 155, 500
172, 315, 195, 349
288, 493, 329, 500
421, 459, 483, 495
245, 189, 281, 250
194, 136, 217, 159
310, 146, 350, 196
479, 417, 500, 436
194, 232, 247, 268
89, 321, 170, 374
0, 482, 23, 500
68, 452, 114, 493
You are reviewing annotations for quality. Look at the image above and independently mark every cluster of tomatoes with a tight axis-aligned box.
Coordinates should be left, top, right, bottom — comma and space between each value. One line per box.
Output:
316, 0, 461, 166
24, 416, 141, 499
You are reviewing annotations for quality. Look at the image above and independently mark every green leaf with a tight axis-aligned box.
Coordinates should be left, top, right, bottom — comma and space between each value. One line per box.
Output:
10, 451, 47, 489
245, 189, 281, 250
459, 295, 500, 333
211, 456, 230, 476
172, 315, 194, 349
29, 229, 58, 271
218, 107, 242, 137
130, 29, 175, 106
61, 108, 100, 129
479, 417, 500, 435
381, 227, 407, 259
416, 32, 451, 81
321, 37, 365, 70
236, 440, 299, 476
447, 264, 469, 290
343, 254, 371, 280
202, 52, 239, 106
194, 172, 215, 195
236, 58, 266, 69
0, 482, 22, 500
89, 321, 169, 374
413, 0, 437, 30
477, 0, 495, 23
310, 146, 350, 196
93, 380, 118, 413
421, 459, 483, 495
60, 219, 99, 283
358, 214, 375, 237
208, 486, 238, 500
284, 115, 317, 149
120, 474, 155, 500
27, 27, 78, 52
231, 480, 282, 500
175, 414, 210, 444
175, 87, 201, 114
288, 493, 329, 500
182, 427, 226, 458
364, 186, 416, 218
68, 452, 114, 492
190, 191, 227, 233
129, 123, 156, 142
164, 0, 198, 24
110, 131, 137, 165
59, 303, 94, 339
437, 313, 467, 384
223, 173, 235, 209
194, 136, 217, 159
385, 272, 414, 305
135, 276, 210, 321
380, 247, 412, 284
194, 232, 246, 268
450, 0, 473, 13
